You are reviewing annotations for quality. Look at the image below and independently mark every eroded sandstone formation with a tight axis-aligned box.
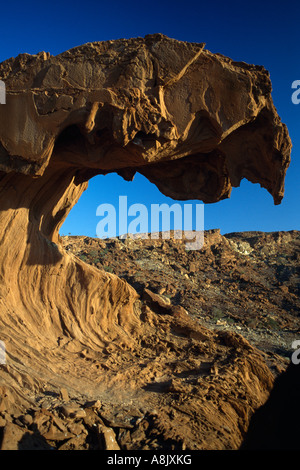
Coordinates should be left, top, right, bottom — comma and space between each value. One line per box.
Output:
0, 35, 292, 450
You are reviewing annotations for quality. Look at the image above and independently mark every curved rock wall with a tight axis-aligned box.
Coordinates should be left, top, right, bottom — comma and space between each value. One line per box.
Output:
0, 35, 291, 347
0, 35, 292, 450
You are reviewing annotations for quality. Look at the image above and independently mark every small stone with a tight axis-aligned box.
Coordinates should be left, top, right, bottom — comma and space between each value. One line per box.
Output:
43, 422, 75, 441
0, 416, 6, 427
52, 415, 68, 433
60, 387, 69, 402
61, 404, 86, 419
157, 286, 166, 295
58, 433, 87, 450
189, 262, 197, 273
67, 422, 86, 436
97, 424, 120, 450
20, 414, 33, 426
84, 399, 101, 410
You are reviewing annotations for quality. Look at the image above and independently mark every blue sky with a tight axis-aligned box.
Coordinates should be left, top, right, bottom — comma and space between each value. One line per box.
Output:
1, 0, 299, 236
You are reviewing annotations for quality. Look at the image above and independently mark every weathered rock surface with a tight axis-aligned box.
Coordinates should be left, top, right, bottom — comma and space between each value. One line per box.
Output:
63, 229, 300, 363
0, 34, 291, 201
0, 35, 293, 450
0, 229, 299, 450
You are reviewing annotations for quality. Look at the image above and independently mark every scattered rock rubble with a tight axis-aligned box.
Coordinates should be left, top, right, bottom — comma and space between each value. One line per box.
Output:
62, 229, 300, 365
1, 229, 299, 450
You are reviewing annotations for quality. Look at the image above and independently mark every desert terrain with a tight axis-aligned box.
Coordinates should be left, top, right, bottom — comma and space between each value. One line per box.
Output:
0, 35, 296, 451
0, 229, 299, 450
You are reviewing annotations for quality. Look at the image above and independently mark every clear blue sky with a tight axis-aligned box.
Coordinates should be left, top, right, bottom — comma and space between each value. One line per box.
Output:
1, 0, 299, 236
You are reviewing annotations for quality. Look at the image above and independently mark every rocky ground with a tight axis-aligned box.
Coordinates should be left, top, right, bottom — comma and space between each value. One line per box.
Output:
0, 229, 299, 451
63, 228, 300, 367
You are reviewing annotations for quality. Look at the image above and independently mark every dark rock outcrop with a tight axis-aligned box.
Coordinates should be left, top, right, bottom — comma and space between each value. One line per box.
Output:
241, 362, 300, 450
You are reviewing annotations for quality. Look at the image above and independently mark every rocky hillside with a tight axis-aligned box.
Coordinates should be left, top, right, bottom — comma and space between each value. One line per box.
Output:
0, 35, 293, 451
1, 229, 299, 451
62, 229, 300, 368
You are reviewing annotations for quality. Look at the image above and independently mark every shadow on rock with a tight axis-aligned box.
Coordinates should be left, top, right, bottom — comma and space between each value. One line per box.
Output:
240, 362, 300, 450
0, 421, 54, 450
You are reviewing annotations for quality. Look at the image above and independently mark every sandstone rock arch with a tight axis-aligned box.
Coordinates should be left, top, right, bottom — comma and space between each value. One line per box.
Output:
0, 35, 292, 449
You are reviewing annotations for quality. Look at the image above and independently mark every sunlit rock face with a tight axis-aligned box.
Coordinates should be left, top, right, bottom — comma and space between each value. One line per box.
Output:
0, 35, 292, 450
0, 34, 291, 200
0, 32, 291, 344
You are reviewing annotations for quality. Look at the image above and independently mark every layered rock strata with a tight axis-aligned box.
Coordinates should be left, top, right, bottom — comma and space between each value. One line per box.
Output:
0, 35, 292, 450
